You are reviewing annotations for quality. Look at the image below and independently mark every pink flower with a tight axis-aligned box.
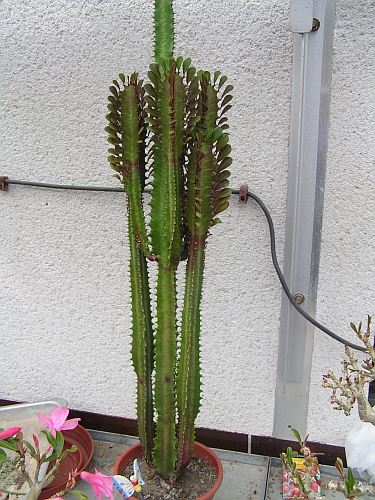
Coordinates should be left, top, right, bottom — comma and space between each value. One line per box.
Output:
283, 484, 290, 493
80, 469, 114, 500
0, 427, 22, 440
37, 408, 80, 437
291, 487, 300, 496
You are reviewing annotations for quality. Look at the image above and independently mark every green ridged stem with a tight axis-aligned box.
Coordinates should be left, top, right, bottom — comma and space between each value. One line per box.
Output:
153, 265, 178, 478
176, 235, 205, 469
148, 62, 186, 267
128, 214, 154, 463
154, 0, 174, 65
121, 83, 151, 259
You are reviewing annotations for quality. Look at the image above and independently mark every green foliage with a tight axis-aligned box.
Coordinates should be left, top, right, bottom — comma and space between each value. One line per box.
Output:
290, 428, 303, 447
0, 438, 19, 453
106, 0, 232, 481
294, 469, 306, 495
42, 431, 64, 458
284, 446, 297, 471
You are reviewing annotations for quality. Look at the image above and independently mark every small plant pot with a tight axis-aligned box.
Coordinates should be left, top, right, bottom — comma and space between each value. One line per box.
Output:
113, 441, 223, 500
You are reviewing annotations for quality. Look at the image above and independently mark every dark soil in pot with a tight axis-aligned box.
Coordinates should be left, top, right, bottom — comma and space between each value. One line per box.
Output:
122, 454, 217, 499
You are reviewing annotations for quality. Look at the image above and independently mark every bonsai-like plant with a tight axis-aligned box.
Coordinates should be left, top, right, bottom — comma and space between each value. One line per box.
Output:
0, 408, 143, 500
322, 316, 375, 425
105, 0, 232, 483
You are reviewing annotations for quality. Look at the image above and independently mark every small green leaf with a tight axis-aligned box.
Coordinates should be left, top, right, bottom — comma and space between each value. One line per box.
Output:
212, 127, 223, 143
148, 71, 159, 87
221, 94, 233, 107
294, 470, 306, 493
0, 438, 19, 452
41, 452, 57, 464
220, 104, 232, 116
335, 457, 345, 478
217, 157, 232, 172
344, 468, 357, 497
144, 83, 157, 100
109, 85, 119, 98
43, 430, 57, 449
222, 84, 234, 97
216, 133, 229, 150
176, 56, 183, 69
217, 144, 232, 162
290, 428, 303, 446
55, 431, 64, 456
118, 73, 125, 83
182, 57, 192, 73
218, 75, 228, 90
107, 103, 119, 113
186, 66, 196, 83
149, 63, 161, 78
0, 449, 7, 461
107, 96, 119, 108
213, 71, 221, 84
218, 116, 228, 126
23, 440, 36, 457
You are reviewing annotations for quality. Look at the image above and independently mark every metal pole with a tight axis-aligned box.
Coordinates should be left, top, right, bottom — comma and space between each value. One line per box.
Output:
273, 0, 336, 439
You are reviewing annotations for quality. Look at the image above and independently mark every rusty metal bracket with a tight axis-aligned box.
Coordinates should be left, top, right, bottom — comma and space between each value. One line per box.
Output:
239, 184, 248, 203
0, 177, 9, 191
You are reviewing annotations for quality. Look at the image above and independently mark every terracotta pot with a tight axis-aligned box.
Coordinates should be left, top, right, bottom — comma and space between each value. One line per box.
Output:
40, 425, 94, 500
113, 441, 223, 500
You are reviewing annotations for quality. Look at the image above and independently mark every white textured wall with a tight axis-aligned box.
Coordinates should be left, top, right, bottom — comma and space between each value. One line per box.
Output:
307, 1, 375, 446
1, 0, 373, 447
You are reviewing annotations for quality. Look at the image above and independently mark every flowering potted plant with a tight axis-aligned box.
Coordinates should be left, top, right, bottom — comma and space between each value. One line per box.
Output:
0, 407, 83, 500
0, 407, 128, 500
280, 429, 375, 498
323, 316, 375, 486
280, 429, 322, 499
105, 0, 232, 495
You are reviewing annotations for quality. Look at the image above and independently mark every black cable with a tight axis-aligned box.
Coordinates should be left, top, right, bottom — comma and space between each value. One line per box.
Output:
3, 178, 367, 352
243, 189, 366, 353
5, 179, 124, 192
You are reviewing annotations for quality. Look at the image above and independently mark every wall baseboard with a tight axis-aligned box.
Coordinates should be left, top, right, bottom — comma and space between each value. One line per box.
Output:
0, 399, 345, 465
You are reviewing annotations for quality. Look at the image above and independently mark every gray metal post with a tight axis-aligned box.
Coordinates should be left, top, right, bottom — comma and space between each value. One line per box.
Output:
273, 0, 336, 440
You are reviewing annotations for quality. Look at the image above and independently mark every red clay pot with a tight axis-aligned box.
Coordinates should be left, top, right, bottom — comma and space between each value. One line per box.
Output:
113, 441, 223, 500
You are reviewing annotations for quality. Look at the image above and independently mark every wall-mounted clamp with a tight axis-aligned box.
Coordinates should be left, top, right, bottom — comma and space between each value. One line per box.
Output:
0, 177, 9, 192
239, 184, 248, 203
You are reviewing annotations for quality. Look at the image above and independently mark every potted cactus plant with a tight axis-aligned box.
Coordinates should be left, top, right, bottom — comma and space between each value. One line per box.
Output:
105, 0, 232, 494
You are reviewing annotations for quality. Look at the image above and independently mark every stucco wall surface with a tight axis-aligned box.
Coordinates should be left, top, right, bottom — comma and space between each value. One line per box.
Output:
0, 0, 291, 438
307, 1, 375, 446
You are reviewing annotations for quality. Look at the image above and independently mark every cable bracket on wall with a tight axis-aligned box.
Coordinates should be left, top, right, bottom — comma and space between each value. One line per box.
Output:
239, 184, 248, 203
0, 177, 9, 191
